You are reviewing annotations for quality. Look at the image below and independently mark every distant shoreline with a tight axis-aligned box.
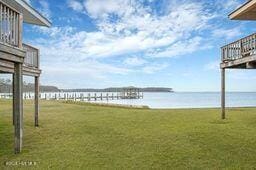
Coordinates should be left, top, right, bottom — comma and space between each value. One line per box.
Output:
60, 87, 174, 93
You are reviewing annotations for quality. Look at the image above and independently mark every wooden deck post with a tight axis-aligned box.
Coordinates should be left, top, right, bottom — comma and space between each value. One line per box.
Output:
35, 76, 39, 127
221, 68, 226, 119
14, 63, 23, 154
12, 74, 15, 125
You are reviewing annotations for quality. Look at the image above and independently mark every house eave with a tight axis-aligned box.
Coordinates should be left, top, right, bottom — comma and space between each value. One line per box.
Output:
1, 0, 51, 27
229, 0, 256, 20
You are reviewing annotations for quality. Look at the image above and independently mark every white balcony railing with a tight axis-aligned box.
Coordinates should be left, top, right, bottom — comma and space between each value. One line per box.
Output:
23, 43, 39, 68
0, 1, 20, 47
221, 33, 256, 62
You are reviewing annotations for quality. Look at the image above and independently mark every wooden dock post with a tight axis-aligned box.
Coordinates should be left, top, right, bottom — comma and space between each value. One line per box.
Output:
35, 76, 39, 127
221, 68, 225, 119
88, 93, 91, 101
14, 63, 23, 154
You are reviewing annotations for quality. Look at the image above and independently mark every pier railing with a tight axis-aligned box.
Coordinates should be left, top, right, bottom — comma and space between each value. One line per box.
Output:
221, 33, 256, 62
23, 43, 39, 68
0, 92, 144, 101
0, 1, 21, 47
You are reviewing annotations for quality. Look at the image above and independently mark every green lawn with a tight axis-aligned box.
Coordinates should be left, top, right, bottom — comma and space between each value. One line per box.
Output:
1, 100, 256, 169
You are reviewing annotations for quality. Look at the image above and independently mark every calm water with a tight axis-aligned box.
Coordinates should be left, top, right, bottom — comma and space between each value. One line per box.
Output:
91, 92, 256, 109
3, 92, 256, 109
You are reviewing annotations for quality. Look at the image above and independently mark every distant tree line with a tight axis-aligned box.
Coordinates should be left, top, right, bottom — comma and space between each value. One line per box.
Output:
61, 87, 174, 93
0, 78, 173, 93
0, 78, 60, 93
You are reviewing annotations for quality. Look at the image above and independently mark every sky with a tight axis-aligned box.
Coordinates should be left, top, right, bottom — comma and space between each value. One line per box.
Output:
18, 0, 256, 91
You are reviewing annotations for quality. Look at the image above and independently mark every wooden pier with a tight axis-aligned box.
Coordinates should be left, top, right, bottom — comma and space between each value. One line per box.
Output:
0, 92, 144, 101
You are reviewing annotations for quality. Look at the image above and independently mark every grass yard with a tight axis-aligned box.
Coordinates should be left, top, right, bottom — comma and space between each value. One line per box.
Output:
1, 100, 256, 169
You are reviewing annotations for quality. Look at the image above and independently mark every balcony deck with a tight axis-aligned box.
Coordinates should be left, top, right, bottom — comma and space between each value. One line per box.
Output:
220, 33, 256, 69
0, 43, 41, 76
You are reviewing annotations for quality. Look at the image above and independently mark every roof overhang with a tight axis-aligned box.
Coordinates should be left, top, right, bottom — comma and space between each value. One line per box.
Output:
1, 0, 51, 27
229, 0, 256, 20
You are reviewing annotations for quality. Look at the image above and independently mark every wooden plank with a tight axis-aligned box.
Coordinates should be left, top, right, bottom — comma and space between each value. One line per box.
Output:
18, 14, 22, 48
22, 66, 41, 77
0, 59, 41, 76
13, 62, 23, 154
220, 55, 256, 68
0, 50, 24, 63
221, 68, 225, 119
35, 76, 39, 127
0, 42, 25, 56
0, 65, 14, 73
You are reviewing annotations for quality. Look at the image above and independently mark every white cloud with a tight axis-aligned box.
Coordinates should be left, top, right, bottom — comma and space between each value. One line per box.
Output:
212, 27, 242, 40
62, 1, 216, 59
221, 0, 241, 11
204, 60, 220, 71
123, 57, 147, 66
38, 0, 51, 20
29, 0, 245, 87
67, 0, 84, 12
147, 37, 212, 58
142, 63, 168, 74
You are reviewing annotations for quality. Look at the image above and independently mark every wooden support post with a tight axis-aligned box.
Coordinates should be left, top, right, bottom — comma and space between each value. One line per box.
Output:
221, 68, 226, 119
35, 76, 39, 127
12, 74, 15, 125
14, 63, 23, 154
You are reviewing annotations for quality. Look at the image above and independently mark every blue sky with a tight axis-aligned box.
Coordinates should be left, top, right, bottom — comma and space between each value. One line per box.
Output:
20, 0, 256, 91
